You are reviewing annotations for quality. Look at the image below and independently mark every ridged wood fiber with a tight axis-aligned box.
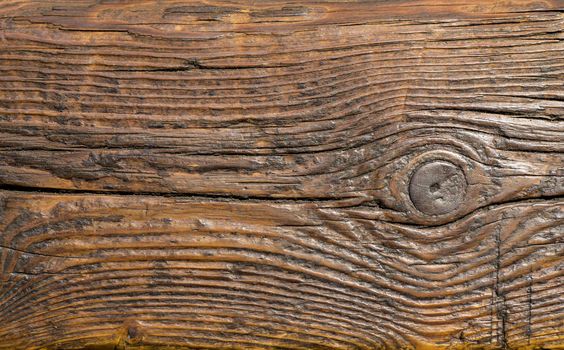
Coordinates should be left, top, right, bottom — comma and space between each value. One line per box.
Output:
0, 1, 563, 349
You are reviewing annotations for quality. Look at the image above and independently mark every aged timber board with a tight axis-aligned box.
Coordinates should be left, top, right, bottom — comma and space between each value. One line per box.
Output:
0, 1, 563, 349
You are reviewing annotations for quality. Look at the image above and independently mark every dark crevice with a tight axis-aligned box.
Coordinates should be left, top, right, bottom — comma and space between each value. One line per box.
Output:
0, 243, 81, 259
482, 93, 564, 103
0, 182, 351, 203
416, 106, 532, 117
494, 227, 509, 350
446, 194, 564, 229
105, 59, 293, 72
527, 273, 533, 344
371, 193, 564, 229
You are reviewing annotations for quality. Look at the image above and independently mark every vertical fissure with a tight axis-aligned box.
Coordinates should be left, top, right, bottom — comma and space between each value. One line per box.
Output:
494, 226, 509, 349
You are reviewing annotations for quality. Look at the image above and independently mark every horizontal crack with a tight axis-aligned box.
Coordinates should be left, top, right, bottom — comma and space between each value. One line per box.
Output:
98, 59, 294, 73
0, 183, 351, 203
0, 244, 81, 259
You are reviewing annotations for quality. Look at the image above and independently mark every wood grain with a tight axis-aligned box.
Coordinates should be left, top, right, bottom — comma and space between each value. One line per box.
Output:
0, 1, 563, 349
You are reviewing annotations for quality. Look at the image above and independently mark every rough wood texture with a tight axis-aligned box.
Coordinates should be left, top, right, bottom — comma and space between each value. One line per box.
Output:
0, 1, 563, 349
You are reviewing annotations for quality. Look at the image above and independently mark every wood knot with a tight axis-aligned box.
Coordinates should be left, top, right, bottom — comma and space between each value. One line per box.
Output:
408, 160, 467, 216
122, 320, 143, 345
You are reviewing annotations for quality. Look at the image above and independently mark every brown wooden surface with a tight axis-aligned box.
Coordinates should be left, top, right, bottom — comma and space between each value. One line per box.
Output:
0, 1, 563, 349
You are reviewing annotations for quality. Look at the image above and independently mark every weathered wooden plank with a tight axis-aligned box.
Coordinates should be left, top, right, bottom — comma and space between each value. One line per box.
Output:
0, 0, 563, 349
0, 191, 562, 349
1, 1, 563, 201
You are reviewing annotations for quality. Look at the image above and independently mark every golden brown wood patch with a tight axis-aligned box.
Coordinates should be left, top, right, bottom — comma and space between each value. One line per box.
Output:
0, 1, 563, 349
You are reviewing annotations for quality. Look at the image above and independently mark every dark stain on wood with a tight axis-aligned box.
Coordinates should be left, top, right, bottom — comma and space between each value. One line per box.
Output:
0, 0, 563, 349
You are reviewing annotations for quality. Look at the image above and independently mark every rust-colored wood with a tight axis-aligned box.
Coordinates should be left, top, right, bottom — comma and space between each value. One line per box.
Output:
0, 1, 563, 349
